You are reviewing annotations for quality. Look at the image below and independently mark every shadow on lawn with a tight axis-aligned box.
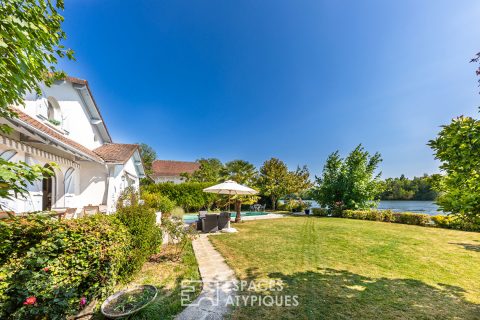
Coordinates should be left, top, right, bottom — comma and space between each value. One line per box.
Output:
230, 268, 480, 320
449, 242, 480, 252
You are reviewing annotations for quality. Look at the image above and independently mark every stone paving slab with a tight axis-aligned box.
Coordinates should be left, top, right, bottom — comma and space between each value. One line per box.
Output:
175, 234, 237, 320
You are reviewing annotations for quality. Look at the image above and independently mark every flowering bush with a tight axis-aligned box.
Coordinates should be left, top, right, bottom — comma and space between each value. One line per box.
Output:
0, 214, 132, 319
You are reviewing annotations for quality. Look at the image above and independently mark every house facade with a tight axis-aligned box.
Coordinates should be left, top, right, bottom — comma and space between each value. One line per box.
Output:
151, 160, 200, 184
0, 77, 145, 214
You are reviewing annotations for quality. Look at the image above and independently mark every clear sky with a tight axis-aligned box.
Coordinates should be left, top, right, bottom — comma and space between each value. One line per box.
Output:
60, 0, 480, 178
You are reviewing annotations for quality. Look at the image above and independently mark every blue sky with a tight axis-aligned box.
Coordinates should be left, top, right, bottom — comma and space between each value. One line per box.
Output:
61, 0, 480, 178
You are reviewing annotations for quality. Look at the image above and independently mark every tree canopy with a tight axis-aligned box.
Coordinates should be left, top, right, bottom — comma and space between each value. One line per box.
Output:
379, 174, 440, 201
184, 158, 223, 183
257, 158, 312, 210
0, 0, 73, 201
429, 115, 480, 222
138, 143, 157, 176
312, 145, 383, 212
221, 160, 257, 185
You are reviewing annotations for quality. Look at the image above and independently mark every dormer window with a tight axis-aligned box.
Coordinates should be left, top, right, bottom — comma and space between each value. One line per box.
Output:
46, 97, 61, 126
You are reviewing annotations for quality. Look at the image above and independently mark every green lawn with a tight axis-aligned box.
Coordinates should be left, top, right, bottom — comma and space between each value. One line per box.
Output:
209, 217, 480, 319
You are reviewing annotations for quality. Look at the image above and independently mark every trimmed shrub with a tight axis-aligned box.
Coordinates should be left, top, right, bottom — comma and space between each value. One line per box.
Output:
116, 205, 162, 275
0, 214, 131, 319
391, 212, 430, 226
342, 209, 393, 222
312, 208, 329, 216
341, 210, 430, 226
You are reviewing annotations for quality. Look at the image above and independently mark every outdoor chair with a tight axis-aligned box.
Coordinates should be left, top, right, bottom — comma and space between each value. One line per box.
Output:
196, 211, 208, 231
218, 212, 231, 230
202, 214, 219, 233
64, 208, 77, 219
83, 205, 100, 216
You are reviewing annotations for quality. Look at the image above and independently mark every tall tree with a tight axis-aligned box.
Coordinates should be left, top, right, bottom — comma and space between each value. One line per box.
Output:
138, 143, 157, 175
429, 115, 480, 223
312, 145, 383, 213
184, 158, 223, 182
258, 158, 289, 210
0, 0, 73, 200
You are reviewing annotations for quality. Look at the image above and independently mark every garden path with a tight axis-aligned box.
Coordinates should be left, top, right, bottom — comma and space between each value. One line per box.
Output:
175, 234, 237, 320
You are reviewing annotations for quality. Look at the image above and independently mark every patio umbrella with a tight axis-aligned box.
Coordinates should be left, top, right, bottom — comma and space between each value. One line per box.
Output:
203, 180, 258, 223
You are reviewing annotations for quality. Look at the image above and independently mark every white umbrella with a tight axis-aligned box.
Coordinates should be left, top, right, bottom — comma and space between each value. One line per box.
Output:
203, 180, 258, 195
203, 180, 258, 226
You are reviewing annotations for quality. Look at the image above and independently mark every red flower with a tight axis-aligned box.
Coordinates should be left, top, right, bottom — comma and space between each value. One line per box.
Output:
23, 296, 36, 305
80, 297, 87, 306
42, 267, 49, 272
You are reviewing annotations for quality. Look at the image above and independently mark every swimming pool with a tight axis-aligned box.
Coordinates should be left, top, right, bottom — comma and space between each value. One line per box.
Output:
183, 211, 269, 224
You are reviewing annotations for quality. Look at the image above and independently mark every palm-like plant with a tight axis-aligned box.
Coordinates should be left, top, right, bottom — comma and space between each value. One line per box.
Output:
221, 160, 258, 222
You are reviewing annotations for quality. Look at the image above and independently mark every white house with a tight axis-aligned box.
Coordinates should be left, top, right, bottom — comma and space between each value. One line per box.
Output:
0, 77, 145, 214
151, 160, 200, 184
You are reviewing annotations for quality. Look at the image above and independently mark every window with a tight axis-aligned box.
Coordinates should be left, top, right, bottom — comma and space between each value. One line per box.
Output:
47, 101, 55, 120
46, 97, 61, 126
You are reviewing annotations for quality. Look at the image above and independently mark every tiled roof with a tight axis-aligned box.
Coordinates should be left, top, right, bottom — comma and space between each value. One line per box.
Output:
151, 160, 200, 177
13, 109, 104, 162
93, 143, 139, 163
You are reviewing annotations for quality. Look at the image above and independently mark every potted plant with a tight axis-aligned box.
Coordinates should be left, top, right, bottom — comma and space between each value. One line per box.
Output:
303, 201, 311, 215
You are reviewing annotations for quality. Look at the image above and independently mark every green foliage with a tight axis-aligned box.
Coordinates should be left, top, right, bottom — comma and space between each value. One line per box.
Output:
380, 174, 440, 200
116, 204, 162, 276
183, 158, 223, 182
429, 115, 480, 223
142, 191, 175, 213
431, 215, 480, 232
311, 208, 329, 216
0, 0, 73, 200
257, 158, 312, 210
341, 210, 430, 226
312, 144, 383, 212
0, 214, 131, 319
0, 159, 56, 200
138, 143, 157, 176
222, 159, 257, 184
143, 182, 219, 212
0, 0, 73, 133
171, 206, 186, 217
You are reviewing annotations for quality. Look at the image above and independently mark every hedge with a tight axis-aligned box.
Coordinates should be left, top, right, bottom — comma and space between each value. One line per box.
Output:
0, 214, 132, 319
431, 215, 480, 232
342, 210, 430, 226
143, 182, 219, 212
313, 208, 480, 231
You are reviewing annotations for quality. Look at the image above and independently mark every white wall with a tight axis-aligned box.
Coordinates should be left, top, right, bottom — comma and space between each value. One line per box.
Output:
22, 82, 104, 150
0, 143, 80, 212
78, 161, 108, 208
153, 175, 185, 184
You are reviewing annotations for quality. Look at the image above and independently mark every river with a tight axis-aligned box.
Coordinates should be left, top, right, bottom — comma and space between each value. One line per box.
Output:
304, 200, 441, 215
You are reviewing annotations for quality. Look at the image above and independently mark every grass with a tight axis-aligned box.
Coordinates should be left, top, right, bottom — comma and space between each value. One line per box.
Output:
96, 242, 201, 320
209, 216, 480, 319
